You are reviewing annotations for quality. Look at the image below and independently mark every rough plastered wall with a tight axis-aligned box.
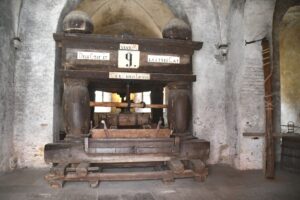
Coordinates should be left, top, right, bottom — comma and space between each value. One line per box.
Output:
0, 0, 16, 172
13, 0, 276, 169
178, 0, 228, 165
14, 0, 68, 168
227, 0, 276, 169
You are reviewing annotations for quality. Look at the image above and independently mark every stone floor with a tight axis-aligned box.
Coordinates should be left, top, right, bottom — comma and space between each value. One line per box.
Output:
0, 164, 299, 200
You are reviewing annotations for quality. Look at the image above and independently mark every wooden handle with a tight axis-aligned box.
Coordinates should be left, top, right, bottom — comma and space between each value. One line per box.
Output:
90, 101, 167, 109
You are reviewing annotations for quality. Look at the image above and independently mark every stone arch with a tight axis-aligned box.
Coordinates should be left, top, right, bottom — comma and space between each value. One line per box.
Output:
279, 6, 300, 125
76, 0, 175, 37
272, 0, 300, 160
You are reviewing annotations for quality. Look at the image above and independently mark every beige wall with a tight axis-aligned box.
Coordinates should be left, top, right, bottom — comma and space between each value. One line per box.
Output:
280, 6, 300, 127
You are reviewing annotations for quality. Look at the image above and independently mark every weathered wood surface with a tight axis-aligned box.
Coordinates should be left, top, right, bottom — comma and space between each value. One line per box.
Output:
45, 137, 209, 163
90, 101, 167, 109
45, 165, 209, 187
91, 129, 171, 138
46, 169, 201, 182
63, 79, 90, 136
65, 48, 192, 74
61, 70, 196, 82
54, 33, 203, 54
167, 82, 191, 133
94, 113, 151, 127
262, 39, 275, 179
45, 144, 174, 163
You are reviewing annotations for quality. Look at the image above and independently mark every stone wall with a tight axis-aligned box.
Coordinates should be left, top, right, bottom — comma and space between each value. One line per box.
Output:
14, 0, 67, 168
0, 0, 16, 172
226, 0, 276, 169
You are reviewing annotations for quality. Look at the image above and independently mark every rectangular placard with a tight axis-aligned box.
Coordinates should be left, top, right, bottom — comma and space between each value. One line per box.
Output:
148, 55, 180, 64
77, 51, 110, 61
118, 50, 140, 68
119, 43, 139, 51
109, 72, 150, 80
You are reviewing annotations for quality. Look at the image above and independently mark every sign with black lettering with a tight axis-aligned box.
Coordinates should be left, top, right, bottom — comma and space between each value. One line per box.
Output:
118, 50, 140, 68
147, 55, 180, 64
119, 43, 139, 51
77, 51, 110, 61
109, 72, 150, 80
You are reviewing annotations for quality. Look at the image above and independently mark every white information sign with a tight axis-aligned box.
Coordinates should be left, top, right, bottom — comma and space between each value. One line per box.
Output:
148, 55, 180, 64
119, 43, 139, 51
77, 51, 110, 61
109, 72, 150, 80
118, 50, 140, 68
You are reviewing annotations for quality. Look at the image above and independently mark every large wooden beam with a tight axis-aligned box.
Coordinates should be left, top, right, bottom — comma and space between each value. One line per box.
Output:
46, 170, 196, 182
54, 33, 203, 54
262, 39, 275, 179
61, 70, 197, 82
91, 129, 171, 139
90, 101, 167, 109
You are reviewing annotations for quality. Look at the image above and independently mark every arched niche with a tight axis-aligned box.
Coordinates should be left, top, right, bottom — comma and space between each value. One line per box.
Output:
272, 0, 300, 161
280, 6, 300, 126
76, 0, 176, 37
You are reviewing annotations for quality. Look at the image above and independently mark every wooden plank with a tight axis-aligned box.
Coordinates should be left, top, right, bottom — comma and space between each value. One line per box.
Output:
64, 48, 192, 74
54, 33, 203, 53
95, 113, 151, 127
91, 129, 171, 138
46, 169, 197, 182
87, 138, 174, 148
89, 80, 165, 93
44, 142, 174, 163
87, 147, 173, 154
60, 70, 196, 82
64, 170, 173, 181
243, 132, 265, 137
85, 137, 175, 153
45, 169, 203, 187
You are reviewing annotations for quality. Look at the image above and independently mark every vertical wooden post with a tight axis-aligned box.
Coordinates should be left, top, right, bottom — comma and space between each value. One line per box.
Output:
167, 82, 191, 134
262, 39, 275, 178
63, 79, 90, 138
